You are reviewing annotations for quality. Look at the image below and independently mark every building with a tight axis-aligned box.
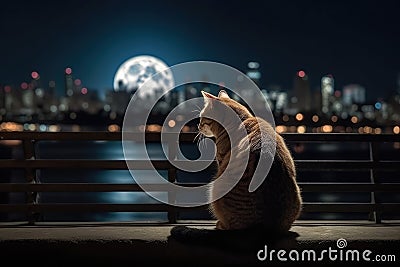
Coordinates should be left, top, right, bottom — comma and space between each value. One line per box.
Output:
105, 90, 132, 115
343, 84, 366, 106
321, 75, 334, 114
246, 62, 261, 87
292, 70, 311, 112
64, 67, 74, 97
264, 85, 288, 112
21, 82, 34, 111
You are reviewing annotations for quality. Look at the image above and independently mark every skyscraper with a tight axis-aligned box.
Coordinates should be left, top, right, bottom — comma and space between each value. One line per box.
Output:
30, 71, 44, 111
293, 70, 311, 112
321, 75, 334, 114
21, 82, 35, 111
246, 62, 261, 87
64, 67, 74, 96
343, 84, 366, 106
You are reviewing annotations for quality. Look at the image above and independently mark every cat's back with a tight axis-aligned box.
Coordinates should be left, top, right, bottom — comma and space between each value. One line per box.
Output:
243, 116, 295, 172
240, 116, 301, 230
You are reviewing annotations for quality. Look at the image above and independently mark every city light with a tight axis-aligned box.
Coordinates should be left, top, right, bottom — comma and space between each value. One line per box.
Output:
322, 77, 331, 84
28, 124, 36, 131
295, 113, 304, 121
146, 124, 162, 132
48, 125, 61, 132
0, 122, 23, 131
282, 115, 289, 122
276, 125, 287, 133
168, 119, 176, 128
363, 126, 373, 134
297, 70, 306, 78
108, 124, 120, 132
248, 62, 260, 69
322, 125, 333, 133
74, 79, 82, 86
0, 63, 399, 135
50, 105, 58, 113
31, 71, 39, 80
375, 102, 382, 110
20, 82, 28, 89
297, 125, 306, 133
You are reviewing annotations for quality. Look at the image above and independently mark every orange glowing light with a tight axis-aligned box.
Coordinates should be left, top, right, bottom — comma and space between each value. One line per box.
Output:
295, 113, 304, 121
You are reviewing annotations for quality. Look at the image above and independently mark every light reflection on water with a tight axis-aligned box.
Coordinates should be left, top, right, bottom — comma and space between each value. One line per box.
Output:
37, 141, 171, 222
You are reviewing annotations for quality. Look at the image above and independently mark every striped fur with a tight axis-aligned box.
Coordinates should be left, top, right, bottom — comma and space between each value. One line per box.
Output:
199, 90, 302, 232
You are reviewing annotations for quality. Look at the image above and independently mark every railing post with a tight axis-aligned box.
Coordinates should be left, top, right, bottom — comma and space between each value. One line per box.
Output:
369, 142, 381, 224
23, 139, 38, 225
167, 137, 178, 223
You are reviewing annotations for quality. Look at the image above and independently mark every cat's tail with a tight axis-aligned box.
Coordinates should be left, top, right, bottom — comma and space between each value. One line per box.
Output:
170, 225, 298, 251
170, 225, 221, 245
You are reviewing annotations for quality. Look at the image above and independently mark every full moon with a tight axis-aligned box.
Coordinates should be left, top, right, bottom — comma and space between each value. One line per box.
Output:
113, 55, 174, 98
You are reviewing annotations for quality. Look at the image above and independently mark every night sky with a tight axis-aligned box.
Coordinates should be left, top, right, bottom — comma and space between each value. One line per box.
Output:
1, 0, 399, 101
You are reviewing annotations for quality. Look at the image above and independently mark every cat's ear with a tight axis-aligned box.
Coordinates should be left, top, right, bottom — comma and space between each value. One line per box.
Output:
201, 91, 218, 100
218, 90, 230, 99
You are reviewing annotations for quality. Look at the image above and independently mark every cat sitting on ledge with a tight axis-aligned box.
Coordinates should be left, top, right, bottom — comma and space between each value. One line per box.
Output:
172, 90, 302, 240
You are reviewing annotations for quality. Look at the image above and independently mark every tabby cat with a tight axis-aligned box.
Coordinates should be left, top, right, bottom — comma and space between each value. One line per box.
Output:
197, 90, 302, 232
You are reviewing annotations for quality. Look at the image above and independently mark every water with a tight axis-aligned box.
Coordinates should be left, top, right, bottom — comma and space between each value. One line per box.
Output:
0, 138, 399, 222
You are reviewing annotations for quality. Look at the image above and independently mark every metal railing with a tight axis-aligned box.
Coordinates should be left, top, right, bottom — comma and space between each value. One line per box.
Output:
0, 131, 399, 224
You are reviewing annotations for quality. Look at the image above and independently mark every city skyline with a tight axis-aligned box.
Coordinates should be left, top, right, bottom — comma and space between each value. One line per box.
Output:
1, 58, 399, 136
1, 59, 398, 102
1, 1, 400, 101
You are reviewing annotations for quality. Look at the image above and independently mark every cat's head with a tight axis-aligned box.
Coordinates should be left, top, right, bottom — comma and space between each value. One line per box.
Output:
198, 90, 253, 137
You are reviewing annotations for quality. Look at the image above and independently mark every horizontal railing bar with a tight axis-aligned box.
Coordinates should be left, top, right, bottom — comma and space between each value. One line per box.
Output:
295, 160, 400, 170
1, 132, 400, 142
1, 159, 399, 170
282, 133, 400, 142
0, 132, 174, 142
0, 183, 163, 192
302, 203, 400, 213
0, 131, 122, 141
0, 183, 399, 192
0, 159, 217, 170
0, 160, 163, 169
0, 203, 399, 213
300, 183, 400, 192
0, 132, 399, 220
0, 203, 206, 213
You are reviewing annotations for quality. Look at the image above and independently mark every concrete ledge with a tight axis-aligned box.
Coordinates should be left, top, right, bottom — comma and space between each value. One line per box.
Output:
0, 221, 399, 266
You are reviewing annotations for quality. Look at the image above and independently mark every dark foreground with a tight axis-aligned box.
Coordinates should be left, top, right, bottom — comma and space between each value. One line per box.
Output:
0, 220, 399, 266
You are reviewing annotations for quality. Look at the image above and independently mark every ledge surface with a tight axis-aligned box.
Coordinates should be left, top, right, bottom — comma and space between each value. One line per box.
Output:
0, 220, 399, 266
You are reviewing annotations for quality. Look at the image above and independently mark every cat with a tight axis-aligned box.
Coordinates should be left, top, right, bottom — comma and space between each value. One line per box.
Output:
171, 90, 302, 241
